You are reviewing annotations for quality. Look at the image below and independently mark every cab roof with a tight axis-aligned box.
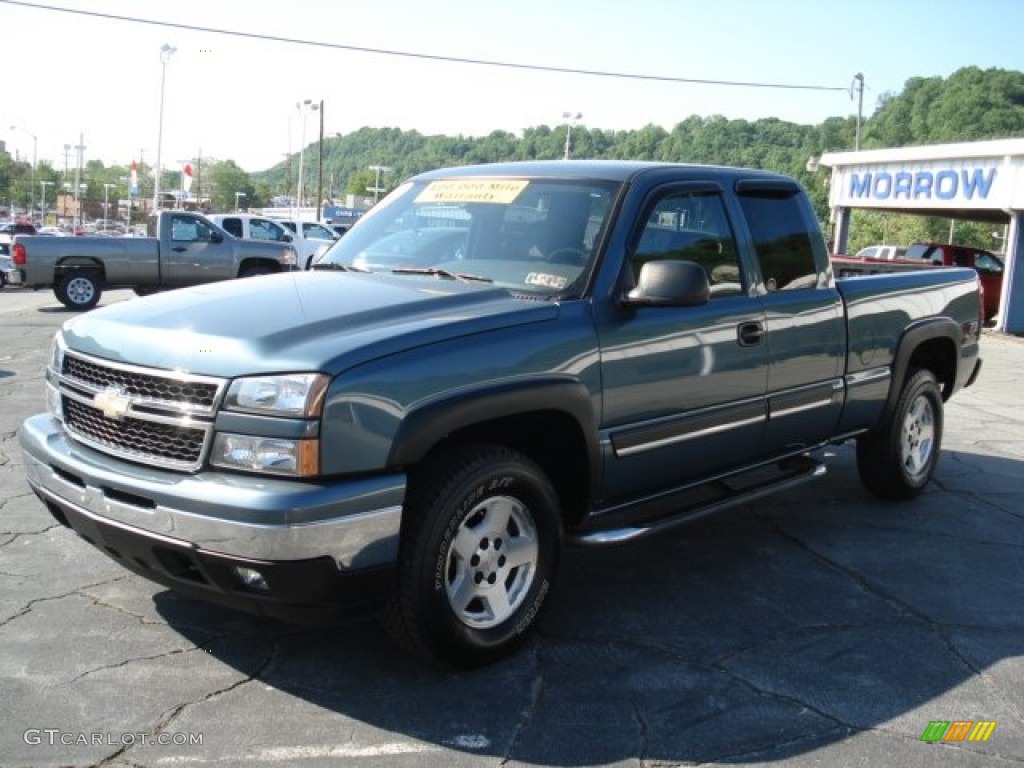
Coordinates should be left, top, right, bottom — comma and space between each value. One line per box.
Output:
413, 160, 796, 186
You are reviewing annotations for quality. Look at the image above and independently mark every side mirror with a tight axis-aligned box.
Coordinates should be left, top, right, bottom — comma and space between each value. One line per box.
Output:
210, 231, 224, 244
622, 260, 710, 308
283, 234, 293, 242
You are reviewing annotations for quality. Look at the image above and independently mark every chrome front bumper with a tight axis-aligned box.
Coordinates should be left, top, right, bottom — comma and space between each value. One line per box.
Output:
20, 413, 405, 569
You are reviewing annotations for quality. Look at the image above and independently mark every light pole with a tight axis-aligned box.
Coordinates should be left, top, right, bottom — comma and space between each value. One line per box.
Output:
74, 134, 86, 226
295, 99, 319, 212
9, 124, 37, 218
76, 183, 86, 228
316, 99, 324, 222
103, 183, 116, 229
562, 111, 582, 160
154, 43, 176, 212
368, 164, 391, 204
39, 180, 54, 224
235, 191, 246, 210
852, 73, 864, 151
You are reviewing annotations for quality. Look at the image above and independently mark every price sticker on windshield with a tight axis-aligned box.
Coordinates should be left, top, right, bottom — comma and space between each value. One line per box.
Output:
416, 179, 529, 204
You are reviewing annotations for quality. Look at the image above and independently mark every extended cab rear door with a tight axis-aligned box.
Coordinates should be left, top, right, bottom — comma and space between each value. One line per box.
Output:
595, 182, 769, 505
733, 180, 845, 452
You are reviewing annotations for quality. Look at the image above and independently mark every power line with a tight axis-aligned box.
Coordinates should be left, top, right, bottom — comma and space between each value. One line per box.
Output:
3, 0, 851, 93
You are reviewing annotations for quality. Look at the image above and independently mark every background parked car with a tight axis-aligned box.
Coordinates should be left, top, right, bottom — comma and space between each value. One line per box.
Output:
0, 242, 11, 287
0, 221, 37, 244
904, 242, 1004, 321
274, 219, 339, 268
208, 213, 328, 269
854, 244, 907, 260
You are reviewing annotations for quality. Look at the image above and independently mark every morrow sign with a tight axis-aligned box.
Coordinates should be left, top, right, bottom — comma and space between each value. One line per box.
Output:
820, 137, 1024, 333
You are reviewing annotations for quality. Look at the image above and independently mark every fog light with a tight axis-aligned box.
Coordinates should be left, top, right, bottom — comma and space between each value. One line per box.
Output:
234, 566, 269, 591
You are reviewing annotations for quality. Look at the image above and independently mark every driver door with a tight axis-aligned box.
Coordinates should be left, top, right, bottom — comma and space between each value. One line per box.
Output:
595, 184, 769, 507
162, 214, 236, 286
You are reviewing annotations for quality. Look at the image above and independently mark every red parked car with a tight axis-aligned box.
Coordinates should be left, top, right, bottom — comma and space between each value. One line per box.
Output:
903, 243, 1003, 323
831, 242, 1003, 323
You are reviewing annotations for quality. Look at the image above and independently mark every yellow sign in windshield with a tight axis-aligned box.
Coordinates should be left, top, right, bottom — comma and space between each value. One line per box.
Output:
415, 179, 529, 204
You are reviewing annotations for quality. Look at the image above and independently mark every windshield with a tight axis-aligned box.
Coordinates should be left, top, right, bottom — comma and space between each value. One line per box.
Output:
315, 177, 620, 297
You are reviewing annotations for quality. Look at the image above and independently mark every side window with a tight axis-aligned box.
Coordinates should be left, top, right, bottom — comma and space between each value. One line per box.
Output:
171, 216, 199, 242
632, 190, 743, 298
737, 186, 824, 291
303, 223, 335, 241
975, 252, 1003, 273
250, 219, 284, 241
221, 218, 243, 238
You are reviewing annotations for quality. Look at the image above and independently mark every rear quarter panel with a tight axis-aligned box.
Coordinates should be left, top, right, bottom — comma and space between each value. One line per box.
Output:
834, 268, 980, 432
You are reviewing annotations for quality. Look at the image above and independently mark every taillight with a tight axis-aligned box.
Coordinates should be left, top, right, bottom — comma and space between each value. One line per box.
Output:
12, 242, 26, 265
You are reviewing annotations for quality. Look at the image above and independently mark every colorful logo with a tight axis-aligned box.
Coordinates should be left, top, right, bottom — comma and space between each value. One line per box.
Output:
921, 720, 996, 743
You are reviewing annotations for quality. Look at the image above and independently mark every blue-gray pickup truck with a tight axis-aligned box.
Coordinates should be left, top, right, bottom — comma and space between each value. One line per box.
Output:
4, 210, 297, 309
18, 161, 983, 667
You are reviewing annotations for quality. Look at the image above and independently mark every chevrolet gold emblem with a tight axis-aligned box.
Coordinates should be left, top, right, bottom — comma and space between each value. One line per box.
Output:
93, 387, 132, 421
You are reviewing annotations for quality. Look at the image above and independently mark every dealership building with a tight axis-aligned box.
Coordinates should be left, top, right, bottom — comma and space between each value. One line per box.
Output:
821, 137, 1024, 334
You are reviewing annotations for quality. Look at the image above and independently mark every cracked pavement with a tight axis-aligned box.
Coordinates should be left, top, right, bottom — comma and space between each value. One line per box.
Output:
1, 288, 1023, 767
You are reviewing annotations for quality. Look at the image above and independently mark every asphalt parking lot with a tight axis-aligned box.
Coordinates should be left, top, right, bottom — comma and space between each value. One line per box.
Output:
1, 286, 1023, 768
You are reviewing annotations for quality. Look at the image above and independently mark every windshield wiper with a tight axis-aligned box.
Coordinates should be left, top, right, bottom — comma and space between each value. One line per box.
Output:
391, 267, 493, 283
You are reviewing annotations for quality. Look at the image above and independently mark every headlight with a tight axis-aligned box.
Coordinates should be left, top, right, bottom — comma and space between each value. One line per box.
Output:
211, 434, 318, 476
283, 246, 297, 266
224, 373, 328, 417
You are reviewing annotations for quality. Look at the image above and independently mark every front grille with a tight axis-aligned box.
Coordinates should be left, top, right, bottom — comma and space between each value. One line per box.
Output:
64, 355, 219, 410
56, 350, 226, 472
63, 398, 206, 467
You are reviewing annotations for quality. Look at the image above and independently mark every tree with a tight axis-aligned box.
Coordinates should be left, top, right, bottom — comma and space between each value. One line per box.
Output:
206, 159, 255, 211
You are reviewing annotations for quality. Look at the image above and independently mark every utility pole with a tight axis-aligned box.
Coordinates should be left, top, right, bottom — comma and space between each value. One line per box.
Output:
74, 133, 85, 226
852, 73, 864, 151
317, 99, 324, 221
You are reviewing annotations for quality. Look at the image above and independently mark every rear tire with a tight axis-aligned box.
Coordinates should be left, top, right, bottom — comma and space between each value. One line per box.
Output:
382, 444, 561, 668
54, 271, 102, 310
856, 368, 943, 500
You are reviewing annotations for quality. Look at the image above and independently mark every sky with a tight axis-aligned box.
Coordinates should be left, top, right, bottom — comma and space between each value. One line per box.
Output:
2, 0, 1022, 175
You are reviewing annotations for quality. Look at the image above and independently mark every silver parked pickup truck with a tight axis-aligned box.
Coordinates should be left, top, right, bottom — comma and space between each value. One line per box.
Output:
3, 210, 297, 309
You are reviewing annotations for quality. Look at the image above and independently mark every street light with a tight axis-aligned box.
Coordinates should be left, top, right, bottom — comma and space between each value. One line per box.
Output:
154, 43, 177, 212
76, 183, 86, 227
9, 124, 37, 218
74, 135, 86, 226
103, 183, 116, 229
295, 99, 319, 212
316, 99, 324, 222
562, 111, 582, 160
851, 73, 865, 151
39, 180, 54, 224
368, 164, 391, 204
235, 191, 246, 210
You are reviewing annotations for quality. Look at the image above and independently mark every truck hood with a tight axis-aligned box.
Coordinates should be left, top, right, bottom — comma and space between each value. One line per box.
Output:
62, 272, 558, 377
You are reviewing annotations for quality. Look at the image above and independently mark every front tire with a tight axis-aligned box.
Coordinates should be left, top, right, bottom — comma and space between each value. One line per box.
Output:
857, 368, 943, 500
54, 271, 103, 310
383, 444, 561, 668
238, 265, 274, 278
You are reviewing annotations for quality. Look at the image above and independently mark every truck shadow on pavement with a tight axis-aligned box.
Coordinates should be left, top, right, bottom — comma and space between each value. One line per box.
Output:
155, 444, 1024, 764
